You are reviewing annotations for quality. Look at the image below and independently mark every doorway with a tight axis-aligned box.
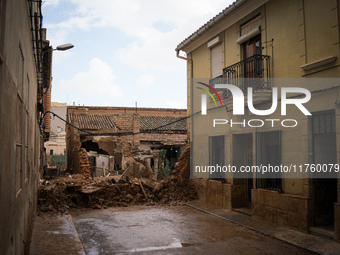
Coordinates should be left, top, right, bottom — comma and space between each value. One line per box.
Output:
209, 135, 225, 180
233, 133, 253, 208
243, 35, 261, 79
312, 111, 337, 229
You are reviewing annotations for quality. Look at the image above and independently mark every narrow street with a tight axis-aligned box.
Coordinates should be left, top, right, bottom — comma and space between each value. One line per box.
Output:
30, 205, 318, 255
3, 1, 340, 255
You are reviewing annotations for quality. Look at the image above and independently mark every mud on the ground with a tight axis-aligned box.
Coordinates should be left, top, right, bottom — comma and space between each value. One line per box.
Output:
38, 174, 198, 213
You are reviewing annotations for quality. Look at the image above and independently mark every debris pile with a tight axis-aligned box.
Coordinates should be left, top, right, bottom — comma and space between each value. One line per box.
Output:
172, 143, 190, 180
37, 174, 197, 213
38, 143, 196, 213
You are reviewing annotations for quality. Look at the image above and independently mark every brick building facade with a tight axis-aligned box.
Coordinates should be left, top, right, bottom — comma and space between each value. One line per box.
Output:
66, 106, 187, 178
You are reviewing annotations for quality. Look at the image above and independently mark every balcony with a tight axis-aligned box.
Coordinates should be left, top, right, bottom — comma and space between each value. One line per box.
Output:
209, 54, 272, 108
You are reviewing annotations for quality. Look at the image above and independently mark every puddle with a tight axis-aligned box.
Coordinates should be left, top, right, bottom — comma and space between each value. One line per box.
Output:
45, 231, 60, 234
125, 238, 182, 252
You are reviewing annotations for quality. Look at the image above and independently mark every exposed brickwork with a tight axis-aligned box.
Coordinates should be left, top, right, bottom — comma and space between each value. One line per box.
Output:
109, 114, 136, 131
66, 106, 187, 176
78, 148, 91, 180
252, 189, 311, 232
43, 91, 51, 137
140, 133, 186, 145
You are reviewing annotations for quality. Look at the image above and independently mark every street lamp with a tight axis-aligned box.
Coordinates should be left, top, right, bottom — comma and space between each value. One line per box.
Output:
42, 43, 74, 94
55, 43, 74, 51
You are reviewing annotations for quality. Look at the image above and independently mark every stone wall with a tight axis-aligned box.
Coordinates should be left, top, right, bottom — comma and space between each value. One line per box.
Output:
0, 1, 44, 254
192, 179, 249, 210
193, 179, 231, 209
252, 189, 311, 232
193, 180, 312, 233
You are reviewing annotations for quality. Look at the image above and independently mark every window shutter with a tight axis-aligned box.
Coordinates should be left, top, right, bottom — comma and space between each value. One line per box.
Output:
211, 43, 222, 78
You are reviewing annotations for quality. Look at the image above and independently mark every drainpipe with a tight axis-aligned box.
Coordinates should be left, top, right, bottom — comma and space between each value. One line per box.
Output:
176, 50, 192, 141
176, 50, 193, 77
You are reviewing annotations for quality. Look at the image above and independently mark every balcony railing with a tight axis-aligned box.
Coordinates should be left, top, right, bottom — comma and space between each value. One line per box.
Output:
209, 54, 271, 99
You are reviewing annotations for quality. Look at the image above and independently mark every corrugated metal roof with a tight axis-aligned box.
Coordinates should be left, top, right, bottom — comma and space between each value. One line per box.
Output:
140, 116, 187, 133
68, 114, 117, 130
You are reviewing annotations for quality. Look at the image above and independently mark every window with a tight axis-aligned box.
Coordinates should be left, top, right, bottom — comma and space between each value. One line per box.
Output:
25, 75, 30, 109
241, 16, 263, 81
16, 96, 23, 192
50, 149, 53, 155
312, 110, 337, 225
312, 111, 335, 135
25, 112, 29, 182
312, 110, 336, 177
256, 131, 282, 191
209, 135, 225, 180
210, 43, 222, 79
18, 45, 24, 97
208, 36, 224, 88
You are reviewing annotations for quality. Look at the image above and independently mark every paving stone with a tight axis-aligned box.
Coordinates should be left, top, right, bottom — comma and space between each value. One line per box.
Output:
29, 214, 85, 255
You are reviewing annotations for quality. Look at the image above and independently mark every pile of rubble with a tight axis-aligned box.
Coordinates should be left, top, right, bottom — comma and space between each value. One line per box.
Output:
172, 143, 190, 179
38, 174, 197, 213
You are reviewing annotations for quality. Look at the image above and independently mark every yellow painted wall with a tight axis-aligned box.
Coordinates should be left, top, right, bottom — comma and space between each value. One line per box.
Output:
187, 0, 340, 196
192, 43, 211, 78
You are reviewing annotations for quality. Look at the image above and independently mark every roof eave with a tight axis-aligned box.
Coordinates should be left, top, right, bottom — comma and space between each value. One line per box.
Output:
175, 0, 249, 54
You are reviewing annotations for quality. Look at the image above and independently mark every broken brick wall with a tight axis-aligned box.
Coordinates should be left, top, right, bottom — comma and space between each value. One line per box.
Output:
140, 133, 186, 145
80, 135, 117, 156
66, 118, 81, 173
78, 148, 91, 179
66, 111, 141, 172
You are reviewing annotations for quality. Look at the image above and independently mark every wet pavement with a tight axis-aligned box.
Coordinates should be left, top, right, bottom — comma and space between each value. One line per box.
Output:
70, 206, 314, 255
187, 201, 340, 255
29, 214, 85, 255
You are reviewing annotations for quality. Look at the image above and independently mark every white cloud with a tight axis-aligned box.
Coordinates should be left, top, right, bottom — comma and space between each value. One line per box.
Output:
136, 74, 155, 89
43, 0, 60, 7
166, 99, 186, 109
45, 0, 233, 70
59, 58, 122, 97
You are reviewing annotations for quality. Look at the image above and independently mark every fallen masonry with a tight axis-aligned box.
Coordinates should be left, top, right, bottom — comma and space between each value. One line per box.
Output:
38, 174, 197, 213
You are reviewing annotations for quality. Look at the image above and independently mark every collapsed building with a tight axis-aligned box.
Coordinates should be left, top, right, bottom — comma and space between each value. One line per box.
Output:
66, 106, 187, 180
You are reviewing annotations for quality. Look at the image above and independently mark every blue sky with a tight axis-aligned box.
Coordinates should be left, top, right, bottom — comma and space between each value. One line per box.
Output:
42, 0, 234, 108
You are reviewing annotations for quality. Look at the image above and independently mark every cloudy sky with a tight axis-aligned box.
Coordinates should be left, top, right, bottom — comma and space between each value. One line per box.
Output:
42, 0, 234, 108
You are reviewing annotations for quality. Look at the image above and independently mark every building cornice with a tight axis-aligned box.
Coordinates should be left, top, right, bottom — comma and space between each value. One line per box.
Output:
175, 0, 269, 54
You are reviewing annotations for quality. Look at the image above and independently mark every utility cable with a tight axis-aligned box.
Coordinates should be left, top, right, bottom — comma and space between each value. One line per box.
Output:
42, 109, 205, 137
42, 84, 340, 137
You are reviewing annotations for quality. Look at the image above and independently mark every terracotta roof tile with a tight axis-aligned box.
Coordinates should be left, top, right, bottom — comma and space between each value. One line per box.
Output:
68, 114, 117, 130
